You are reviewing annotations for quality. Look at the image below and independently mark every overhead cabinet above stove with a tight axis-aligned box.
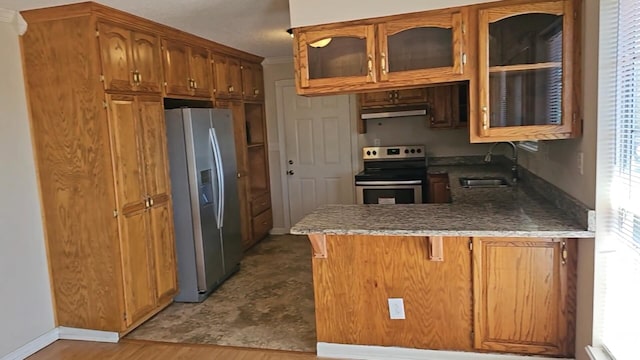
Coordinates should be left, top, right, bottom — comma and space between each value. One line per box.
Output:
293, 8, 468, 96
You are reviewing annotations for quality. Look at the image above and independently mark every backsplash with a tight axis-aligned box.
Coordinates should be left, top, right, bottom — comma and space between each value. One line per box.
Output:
358, 115, 492, 157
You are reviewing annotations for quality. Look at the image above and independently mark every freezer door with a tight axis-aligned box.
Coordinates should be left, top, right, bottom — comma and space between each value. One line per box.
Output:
211, 109, 243, 271
184, 108, 225, 292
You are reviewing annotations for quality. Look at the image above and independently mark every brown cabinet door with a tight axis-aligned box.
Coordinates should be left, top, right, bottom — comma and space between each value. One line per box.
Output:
427, 173, 450, 203
162, 39, 191, 96
227, 57, 243, 99
360, 91, 394, 108
137, 96, 170, 203
241, 61, 264, 101
211, 53, 229, 98
378, 10, 466, 83
131, 31, 162, 93
476, 0, 578, 141
427, 85, 456, 128
297, 24, 377, 89
98, 22, 135, 92
188, 46, 212, 98
106, 94, 146, 211
148, 200, 178, 303
472, 237, 576, 357
106, 94, 156, 327
396, 88, 427, 104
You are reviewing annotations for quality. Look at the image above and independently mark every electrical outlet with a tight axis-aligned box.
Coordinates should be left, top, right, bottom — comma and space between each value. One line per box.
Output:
577, 152, 584, 175
388, 298, 405, 320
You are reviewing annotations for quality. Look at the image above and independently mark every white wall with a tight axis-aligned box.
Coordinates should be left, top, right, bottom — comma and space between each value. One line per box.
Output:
359, 117, 492, 160
263, 59, 296, 232
0, 19, 55, 358
289, 0, 501, 27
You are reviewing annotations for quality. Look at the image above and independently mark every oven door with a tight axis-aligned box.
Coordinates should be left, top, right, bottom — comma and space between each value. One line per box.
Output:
355, 180, 423, 204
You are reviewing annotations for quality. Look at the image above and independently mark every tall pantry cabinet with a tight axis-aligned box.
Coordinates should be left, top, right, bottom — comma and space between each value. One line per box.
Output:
21, 9, 177, 333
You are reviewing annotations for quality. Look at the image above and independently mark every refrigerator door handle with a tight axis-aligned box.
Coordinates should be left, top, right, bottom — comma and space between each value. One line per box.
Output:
209, 128, 225, 229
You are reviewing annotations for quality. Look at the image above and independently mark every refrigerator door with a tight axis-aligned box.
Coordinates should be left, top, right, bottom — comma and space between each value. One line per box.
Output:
184, 108, 224, 292
211, 109, 243, 271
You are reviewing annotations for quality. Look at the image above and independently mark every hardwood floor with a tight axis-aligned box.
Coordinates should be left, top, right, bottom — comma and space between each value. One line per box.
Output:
28, 340, 334, 360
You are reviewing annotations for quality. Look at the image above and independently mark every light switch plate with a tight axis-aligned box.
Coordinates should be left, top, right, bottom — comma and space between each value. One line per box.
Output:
388, 298, 405, 319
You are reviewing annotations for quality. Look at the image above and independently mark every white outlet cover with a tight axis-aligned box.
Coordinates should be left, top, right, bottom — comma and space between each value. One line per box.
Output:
388, 298, 405, 320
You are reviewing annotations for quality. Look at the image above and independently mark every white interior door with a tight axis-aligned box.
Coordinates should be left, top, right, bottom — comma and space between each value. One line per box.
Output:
280, 84, 354, 226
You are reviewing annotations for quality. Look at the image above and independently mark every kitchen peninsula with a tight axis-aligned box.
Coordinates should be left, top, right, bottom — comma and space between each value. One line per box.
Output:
291, 164, 594, 358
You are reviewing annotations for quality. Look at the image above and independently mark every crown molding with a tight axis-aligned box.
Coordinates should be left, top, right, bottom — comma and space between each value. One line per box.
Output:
0, 8, 27, 35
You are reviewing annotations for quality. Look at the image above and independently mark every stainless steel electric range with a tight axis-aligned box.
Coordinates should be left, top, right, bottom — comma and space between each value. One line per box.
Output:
355, 145, 427, 204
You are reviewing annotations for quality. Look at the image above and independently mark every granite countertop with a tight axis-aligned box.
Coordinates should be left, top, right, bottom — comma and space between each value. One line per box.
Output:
290, 164, 595, 238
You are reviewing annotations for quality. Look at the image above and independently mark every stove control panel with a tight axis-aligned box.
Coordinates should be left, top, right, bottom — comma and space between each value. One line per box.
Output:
362, 146, 425, 160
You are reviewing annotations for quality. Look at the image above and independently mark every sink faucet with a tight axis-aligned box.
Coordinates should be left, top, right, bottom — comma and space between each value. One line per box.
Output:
484, 141, 518, 183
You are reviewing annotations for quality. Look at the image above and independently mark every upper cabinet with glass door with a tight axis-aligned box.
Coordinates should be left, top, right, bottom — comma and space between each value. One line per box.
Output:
296, 25, 376, 92
293, 8, 468, 95
378, 9, 466, 84
473, 0, 580, 142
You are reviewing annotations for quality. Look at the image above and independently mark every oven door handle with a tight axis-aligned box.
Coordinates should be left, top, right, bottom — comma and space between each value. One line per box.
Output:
355, 180, 423, 186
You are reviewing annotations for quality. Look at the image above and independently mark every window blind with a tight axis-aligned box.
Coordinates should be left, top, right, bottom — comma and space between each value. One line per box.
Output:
598, 0, 640, 358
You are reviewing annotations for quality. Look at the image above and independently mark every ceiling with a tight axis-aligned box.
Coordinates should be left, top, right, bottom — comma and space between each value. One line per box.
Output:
0, 0, 294, 59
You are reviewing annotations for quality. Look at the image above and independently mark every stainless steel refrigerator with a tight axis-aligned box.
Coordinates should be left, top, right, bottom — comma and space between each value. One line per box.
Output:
165, 108, 243, 302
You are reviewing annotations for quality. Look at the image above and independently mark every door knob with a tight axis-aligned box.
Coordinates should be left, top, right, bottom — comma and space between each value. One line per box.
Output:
288, 160, 294, 165
287, 170, 294, 175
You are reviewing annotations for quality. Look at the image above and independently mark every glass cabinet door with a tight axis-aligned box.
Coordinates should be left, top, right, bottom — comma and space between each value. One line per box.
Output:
478, 0, 577, 139
297, 25, 376, 89
378, 10, 466, 83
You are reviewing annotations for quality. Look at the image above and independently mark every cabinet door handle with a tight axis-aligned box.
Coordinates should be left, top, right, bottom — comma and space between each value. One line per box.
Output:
149, 197, 154, 207
193, 80, 198, 89
136, 71, 142, 85
380, 52, 387, 75
482, 106, 488, 130
144, 198, 150, 208
254, 88, 260, 95
188, 78, 193, 88
561, 240, 568, 265
132, 71, 138, 85
228, 85, 235, 93
367, 55, 373, 77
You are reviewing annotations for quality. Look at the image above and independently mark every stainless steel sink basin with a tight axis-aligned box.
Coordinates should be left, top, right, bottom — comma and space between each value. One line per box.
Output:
459, 177, 510, 188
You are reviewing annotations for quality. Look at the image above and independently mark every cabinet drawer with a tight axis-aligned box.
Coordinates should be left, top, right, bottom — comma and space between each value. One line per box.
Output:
251, 193, 271, 216
252, 209, 272, 241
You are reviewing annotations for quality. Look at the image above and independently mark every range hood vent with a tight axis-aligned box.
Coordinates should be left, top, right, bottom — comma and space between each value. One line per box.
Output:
360, 108, 427, 120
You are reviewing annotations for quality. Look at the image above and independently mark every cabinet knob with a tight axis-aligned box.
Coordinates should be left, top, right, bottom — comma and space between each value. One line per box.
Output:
287, 170, 294, 175
228, 85, 235, 93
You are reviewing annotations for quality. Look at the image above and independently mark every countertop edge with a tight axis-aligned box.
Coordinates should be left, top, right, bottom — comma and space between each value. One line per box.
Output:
290, 228, 595, 238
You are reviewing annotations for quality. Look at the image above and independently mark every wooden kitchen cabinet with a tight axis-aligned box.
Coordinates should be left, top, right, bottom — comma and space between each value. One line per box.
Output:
106, 94, 178, 327
472, 237, 577, 357
427, 173, 451, 203
294, 8, 468, 95
241, 61, 265, 101
427, 83, 468, 129
97, 22, 163, 93
360, 88, 427, 108
473, 0, 580, 142
211, 53, 243, 99
162, 39, 211, 98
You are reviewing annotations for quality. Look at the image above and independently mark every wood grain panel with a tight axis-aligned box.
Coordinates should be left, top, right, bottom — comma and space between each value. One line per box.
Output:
312, 235, 473, 351
148, 200, 178, 304
162, 39, 191, 96
137, 96, 169, 201
472, 237, 576, 356
189, 46, 212, 97
97, 22, 134, 92
21, 15, 124, 331
131, 30, 163, 93
117, 209, 155, 327
106, 94, 146, 213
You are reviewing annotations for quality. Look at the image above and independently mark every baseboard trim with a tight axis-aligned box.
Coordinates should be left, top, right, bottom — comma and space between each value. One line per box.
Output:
58, 327, 119, 343
317, 343, 574, 360
269, 227, 289, 235
0, 328, 59, 360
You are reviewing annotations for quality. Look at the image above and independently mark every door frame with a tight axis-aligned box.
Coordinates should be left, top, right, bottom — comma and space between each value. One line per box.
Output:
275, 79, 359, 230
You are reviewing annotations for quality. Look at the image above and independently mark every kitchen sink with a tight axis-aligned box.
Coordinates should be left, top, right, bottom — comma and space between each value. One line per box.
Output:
459, 177, 510, 188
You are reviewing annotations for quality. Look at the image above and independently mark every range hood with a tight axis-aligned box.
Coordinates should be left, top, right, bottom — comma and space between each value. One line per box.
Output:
360, 108, 427, 120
